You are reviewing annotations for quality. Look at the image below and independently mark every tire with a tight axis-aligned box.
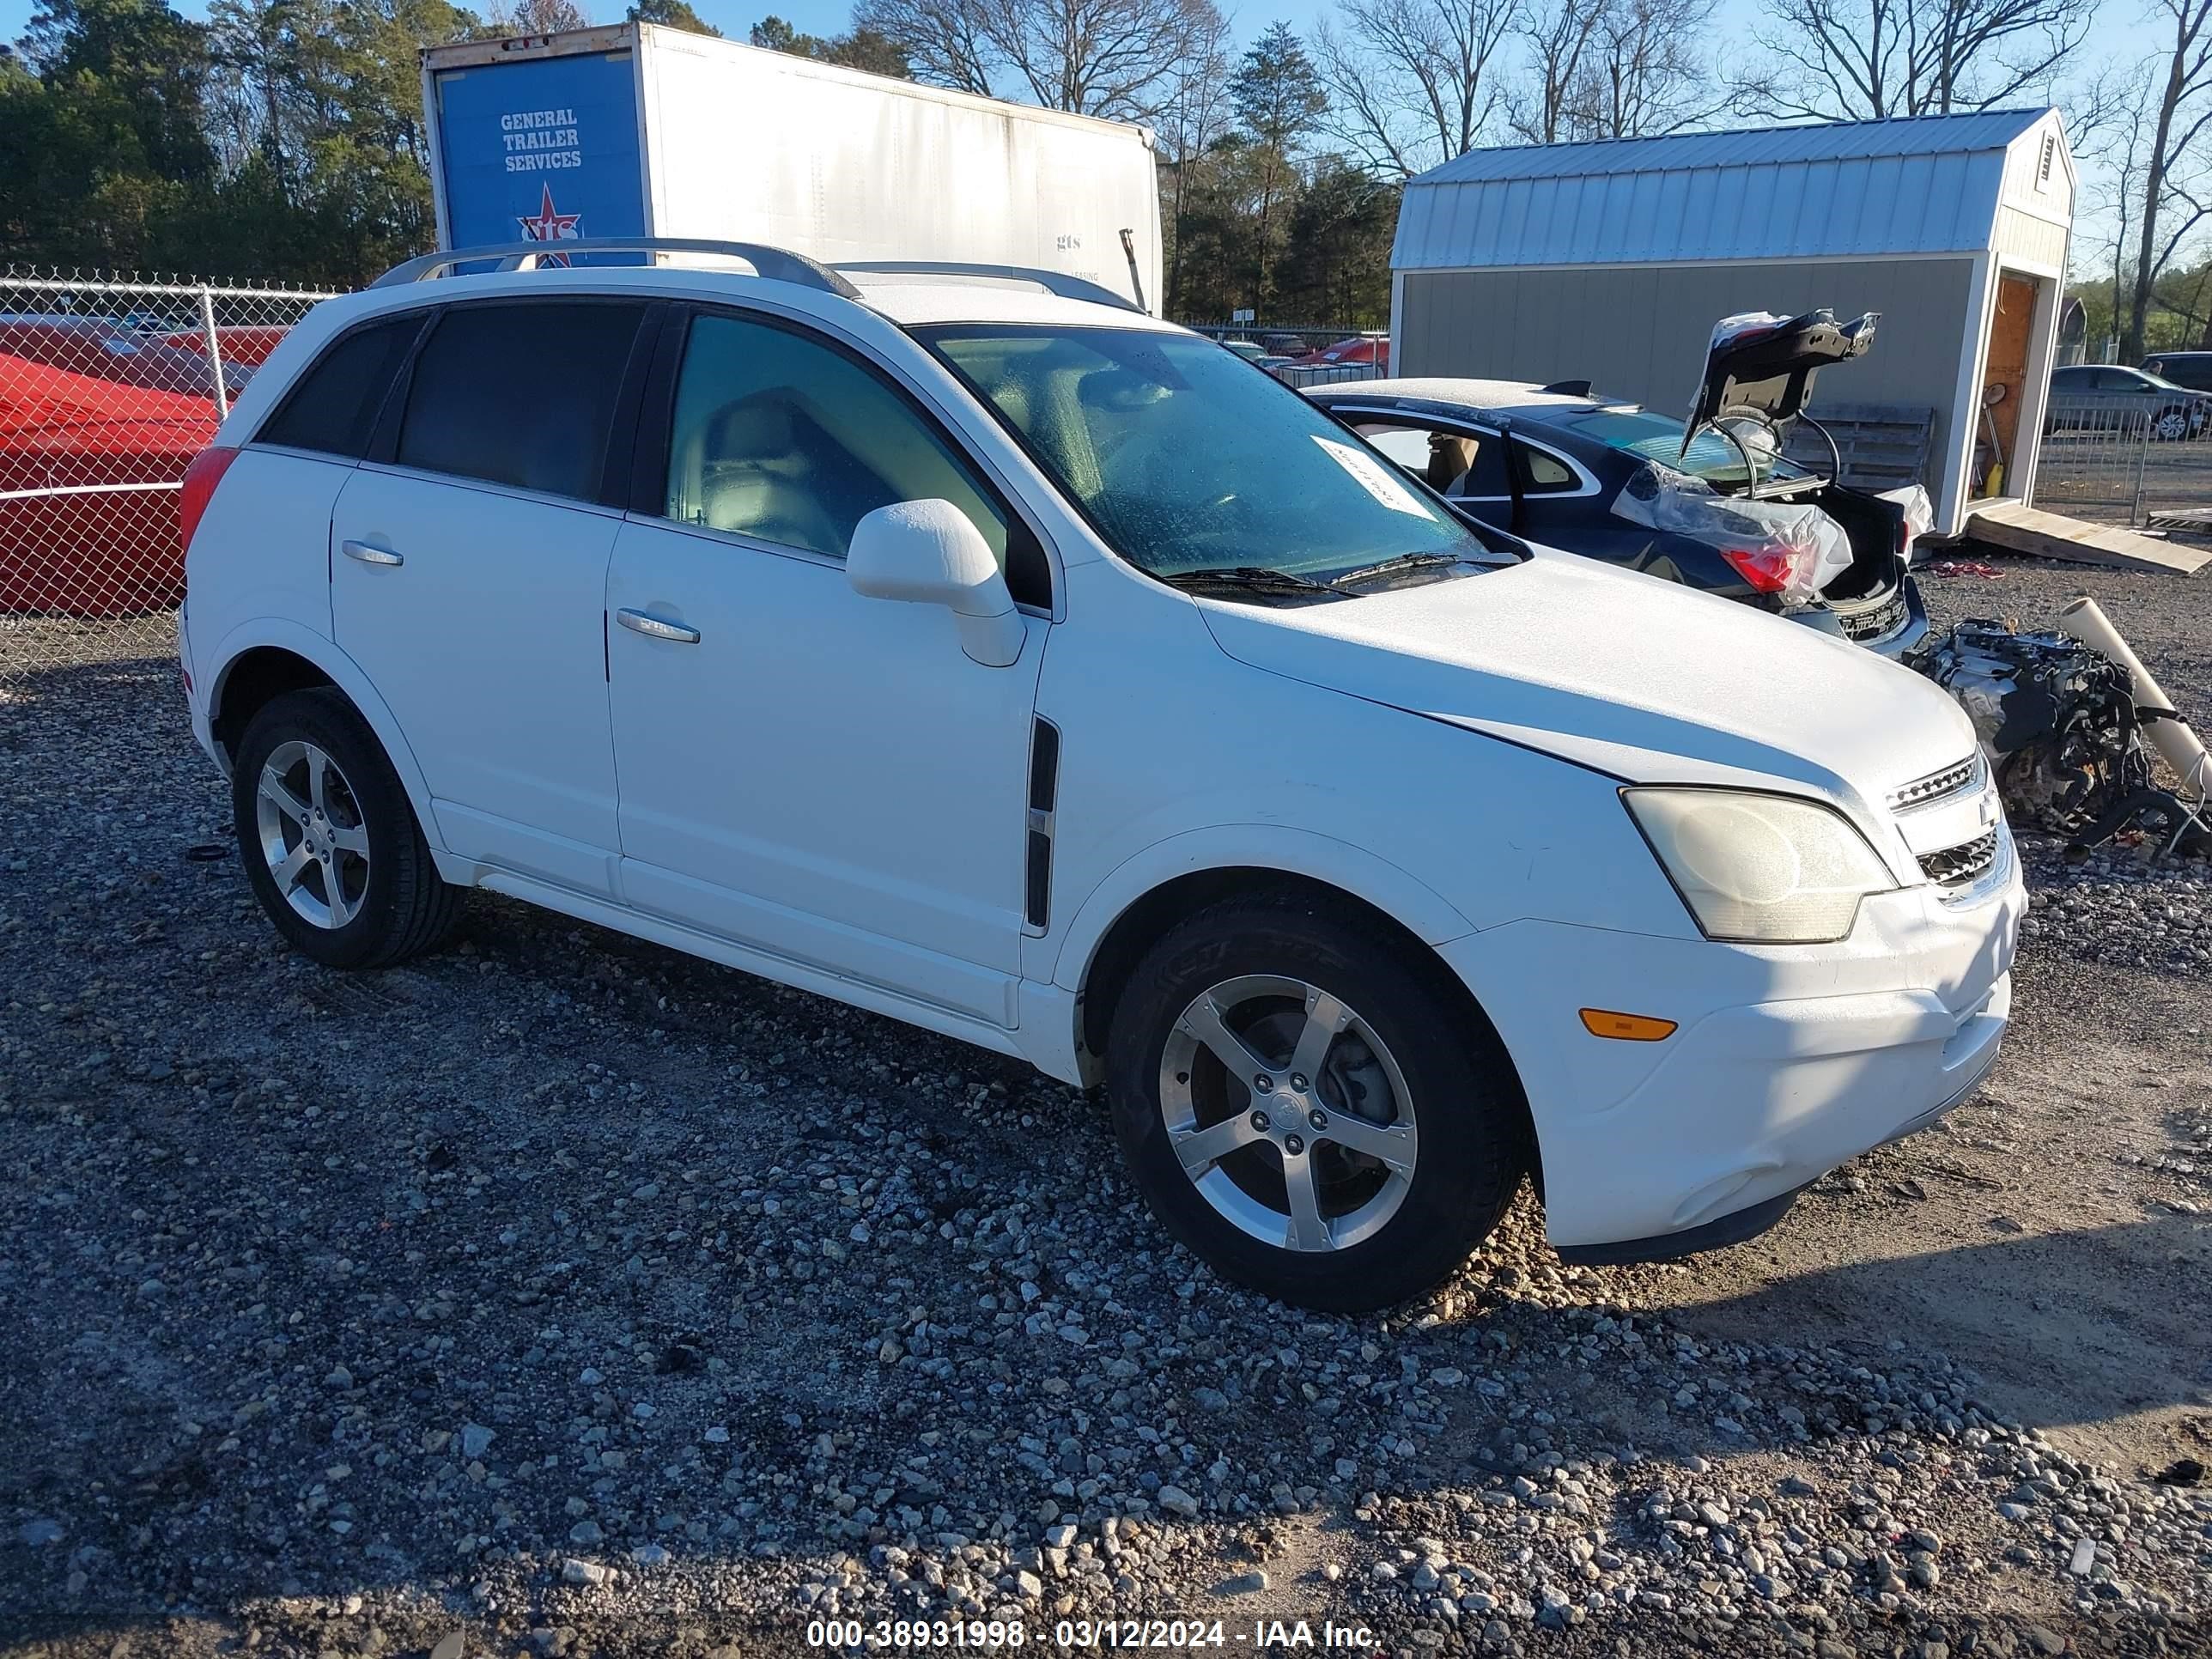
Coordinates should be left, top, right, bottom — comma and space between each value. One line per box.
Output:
2154, 407, 2192, 443
1104, 890, 1528, 1312
231, 687, 463, 969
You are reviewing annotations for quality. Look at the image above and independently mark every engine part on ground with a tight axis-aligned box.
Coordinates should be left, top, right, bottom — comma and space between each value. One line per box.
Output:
2057, 595, 2211, 800
1923, 620, 2209, 858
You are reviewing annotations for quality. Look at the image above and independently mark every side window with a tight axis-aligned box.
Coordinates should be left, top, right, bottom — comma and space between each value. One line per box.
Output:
1516, 441, 1580, 494
396, 301, 646, 501
1353, 421, 1510, 497
1357, 424, 1437, 473
662, 311, 1043, 600
257, 316, 420, 459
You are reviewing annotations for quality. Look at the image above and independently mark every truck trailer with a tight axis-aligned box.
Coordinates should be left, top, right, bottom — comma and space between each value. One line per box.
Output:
419, 23, 1164, 313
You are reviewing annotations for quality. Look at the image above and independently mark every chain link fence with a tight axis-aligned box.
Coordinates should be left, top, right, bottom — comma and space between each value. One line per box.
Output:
0, 271, 336, 689
1182, 320, 1389, 386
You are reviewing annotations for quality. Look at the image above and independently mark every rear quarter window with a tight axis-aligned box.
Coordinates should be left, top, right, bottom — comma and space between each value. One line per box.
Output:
255, 316, 422, 459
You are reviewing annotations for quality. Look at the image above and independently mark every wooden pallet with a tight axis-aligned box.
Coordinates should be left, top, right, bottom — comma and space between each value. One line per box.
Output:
1786, 401, 1937, 490
1965, 500, 2212, 574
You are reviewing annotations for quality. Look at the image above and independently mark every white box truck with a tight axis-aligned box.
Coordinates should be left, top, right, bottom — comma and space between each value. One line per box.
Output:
419, 23, 1164, 313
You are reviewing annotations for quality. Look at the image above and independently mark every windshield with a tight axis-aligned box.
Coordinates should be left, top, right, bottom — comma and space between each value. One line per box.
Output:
1559, 407, 1813, 487
919, 325, 1480, 582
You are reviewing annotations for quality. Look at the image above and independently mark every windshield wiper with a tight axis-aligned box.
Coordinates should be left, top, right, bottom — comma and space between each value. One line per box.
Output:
1328, 550, 1479, 588
1159, 565, 1334, 596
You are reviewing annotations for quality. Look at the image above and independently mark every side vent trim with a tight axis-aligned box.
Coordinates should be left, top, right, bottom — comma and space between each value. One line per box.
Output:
1024, 717, 1060, 933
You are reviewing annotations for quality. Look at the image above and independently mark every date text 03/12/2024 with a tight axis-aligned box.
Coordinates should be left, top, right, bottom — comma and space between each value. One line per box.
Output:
804, 1619, 1380, 1650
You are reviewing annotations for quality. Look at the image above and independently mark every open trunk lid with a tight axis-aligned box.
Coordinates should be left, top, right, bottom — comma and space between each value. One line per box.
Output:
1683, 309, 1878, 455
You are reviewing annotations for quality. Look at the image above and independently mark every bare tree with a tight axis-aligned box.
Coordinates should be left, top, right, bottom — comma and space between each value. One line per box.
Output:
1510, 0, 1606, 143
851, 0, 994, 94
858, 0, 1219, 118
2119, 0, 2212, 361
1733, 0, 2090, 121
1571, 0, 1723, 137
1154, 2, 1236, 309
1314, 0, 1518, 178
996, 0, 1223, 118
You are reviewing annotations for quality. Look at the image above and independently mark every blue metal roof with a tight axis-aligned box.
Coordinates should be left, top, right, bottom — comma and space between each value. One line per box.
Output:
1394, 109, 2056, 270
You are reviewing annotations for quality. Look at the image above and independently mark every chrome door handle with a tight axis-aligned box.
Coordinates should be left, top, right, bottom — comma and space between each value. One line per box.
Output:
616, 607, 700, 644
341, 539, 403, 567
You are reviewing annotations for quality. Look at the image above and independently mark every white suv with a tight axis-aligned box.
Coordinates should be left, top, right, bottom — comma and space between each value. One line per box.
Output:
179, 240, 2022, 1310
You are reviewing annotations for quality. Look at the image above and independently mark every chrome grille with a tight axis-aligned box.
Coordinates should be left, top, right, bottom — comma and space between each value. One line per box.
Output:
1919, 827, 1999, 888
1887, 754, 1984, 812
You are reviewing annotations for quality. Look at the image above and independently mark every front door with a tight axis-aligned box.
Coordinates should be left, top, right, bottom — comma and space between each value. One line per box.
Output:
605, 307, 1047, 1027
329, 296, 650, 896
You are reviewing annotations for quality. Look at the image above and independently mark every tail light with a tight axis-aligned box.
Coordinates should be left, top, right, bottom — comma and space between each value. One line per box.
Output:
1720, 543, 1815, 596
178, 445, 240, 556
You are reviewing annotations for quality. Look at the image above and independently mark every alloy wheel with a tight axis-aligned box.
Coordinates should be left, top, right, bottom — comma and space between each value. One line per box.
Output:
254, 739, 370, 929
1158, 974, 1418, 1253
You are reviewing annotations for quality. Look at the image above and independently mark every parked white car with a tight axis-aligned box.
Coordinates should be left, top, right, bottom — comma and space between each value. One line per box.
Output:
178, 240, 2022, 1310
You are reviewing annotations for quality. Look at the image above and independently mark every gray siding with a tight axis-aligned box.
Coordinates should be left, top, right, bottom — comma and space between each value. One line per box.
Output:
1399, 257, 1978, 489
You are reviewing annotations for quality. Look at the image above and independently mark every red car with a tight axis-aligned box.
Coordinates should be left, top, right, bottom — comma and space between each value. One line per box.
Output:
0, 355, 218, 615
1292, 334, 1391, 371
0, 317, 248, 401
163, 323, 292, 372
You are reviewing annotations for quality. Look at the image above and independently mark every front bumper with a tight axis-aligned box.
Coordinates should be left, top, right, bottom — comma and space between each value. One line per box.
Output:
1443, 835, 2023, 1255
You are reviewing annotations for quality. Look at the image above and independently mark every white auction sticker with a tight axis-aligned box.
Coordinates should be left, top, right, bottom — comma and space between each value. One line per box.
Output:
1311, 435, 1430, 516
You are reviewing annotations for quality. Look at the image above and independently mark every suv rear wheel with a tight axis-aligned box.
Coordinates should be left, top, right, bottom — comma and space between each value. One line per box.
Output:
1105, 891, 1527, 1311
232, 688, 463, 969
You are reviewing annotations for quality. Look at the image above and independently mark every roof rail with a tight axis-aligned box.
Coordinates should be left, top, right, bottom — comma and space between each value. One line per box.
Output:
834, 261, 1141, 313
370, 238, 863, 298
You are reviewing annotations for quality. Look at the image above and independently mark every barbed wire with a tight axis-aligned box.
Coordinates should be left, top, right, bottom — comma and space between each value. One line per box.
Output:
0, 264, 343, 298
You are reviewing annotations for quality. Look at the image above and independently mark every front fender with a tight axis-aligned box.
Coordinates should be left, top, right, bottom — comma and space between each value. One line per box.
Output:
204, 617, 445, 854
1045, 823, 1479, 996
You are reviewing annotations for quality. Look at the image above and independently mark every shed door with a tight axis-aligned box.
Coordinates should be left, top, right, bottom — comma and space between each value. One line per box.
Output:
1979, 274, 2039, 492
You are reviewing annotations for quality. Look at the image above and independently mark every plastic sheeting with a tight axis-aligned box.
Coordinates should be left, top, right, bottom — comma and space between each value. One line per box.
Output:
1880, 483, 1935, 562
1612, 461, 1855, 601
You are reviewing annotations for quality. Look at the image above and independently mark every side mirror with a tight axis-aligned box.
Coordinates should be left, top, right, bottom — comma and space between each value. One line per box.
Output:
847, 499, 1024, 667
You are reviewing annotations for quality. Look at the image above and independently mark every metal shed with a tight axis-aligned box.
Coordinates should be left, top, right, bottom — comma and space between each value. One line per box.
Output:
1390, 109, 2075, 535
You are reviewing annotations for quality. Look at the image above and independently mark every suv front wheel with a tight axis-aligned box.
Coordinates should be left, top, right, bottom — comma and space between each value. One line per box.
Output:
232, 688, 463, 969
1106, 892, 1528, 1311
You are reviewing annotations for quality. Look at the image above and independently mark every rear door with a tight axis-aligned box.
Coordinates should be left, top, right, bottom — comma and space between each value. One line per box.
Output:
200, 313, 424, 641
329, 296, 654, 896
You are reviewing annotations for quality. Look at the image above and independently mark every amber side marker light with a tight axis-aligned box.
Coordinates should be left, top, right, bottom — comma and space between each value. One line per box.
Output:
1580, 1008, 1678, 1042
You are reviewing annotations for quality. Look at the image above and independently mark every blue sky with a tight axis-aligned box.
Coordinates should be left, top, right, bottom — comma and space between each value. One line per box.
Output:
2, 0, 2161, 264
3, 0, 2162, 79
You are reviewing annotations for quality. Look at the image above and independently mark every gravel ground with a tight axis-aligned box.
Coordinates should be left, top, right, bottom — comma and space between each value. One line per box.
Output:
3, 557, 2210, 1659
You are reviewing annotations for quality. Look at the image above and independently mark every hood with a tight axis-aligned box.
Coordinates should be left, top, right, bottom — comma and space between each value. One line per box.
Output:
1685, 309, 1875, 453
1197, 549, 1977, 829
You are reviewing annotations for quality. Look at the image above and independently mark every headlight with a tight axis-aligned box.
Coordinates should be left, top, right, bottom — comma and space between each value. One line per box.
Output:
1623, 787, 1896, 944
